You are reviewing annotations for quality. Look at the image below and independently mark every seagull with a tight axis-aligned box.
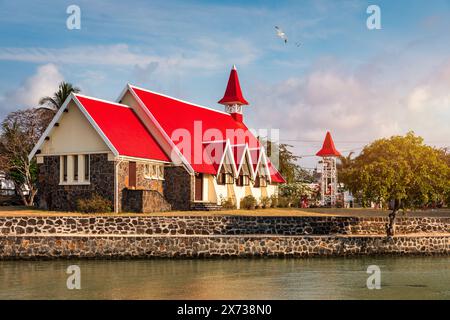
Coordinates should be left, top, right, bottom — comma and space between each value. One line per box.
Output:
275, 26, 288, 43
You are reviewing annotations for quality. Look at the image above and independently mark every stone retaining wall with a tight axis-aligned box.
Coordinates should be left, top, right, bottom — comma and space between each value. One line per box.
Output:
0, 235, 448, 259
1, 215, 449, 236
122, 189, 171, 213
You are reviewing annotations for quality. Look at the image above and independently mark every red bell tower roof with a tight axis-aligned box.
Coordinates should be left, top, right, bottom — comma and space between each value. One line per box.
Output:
316, 131, 341, 157
218, 65, 249, 106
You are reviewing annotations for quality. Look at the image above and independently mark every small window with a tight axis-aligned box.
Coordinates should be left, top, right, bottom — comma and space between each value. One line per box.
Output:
217, 172, 226, 185
260, 176, 268, 187
84, 155, 90, 181
254, 175, 260, 188
144, 164, 150, 178
158, 166, 164, 179
62, 155, 68, 182
73, 155, 78, 181
236, 175, 243, 187
144, 164, 163, 180
236, 174, 250, 186
225, 173, 234, 184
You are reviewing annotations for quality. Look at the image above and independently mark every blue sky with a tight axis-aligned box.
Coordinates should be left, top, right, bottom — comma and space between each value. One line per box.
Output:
1, 0, 450, 168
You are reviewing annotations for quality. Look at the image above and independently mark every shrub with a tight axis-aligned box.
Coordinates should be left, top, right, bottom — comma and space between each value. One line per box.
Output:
269, 195, 278, 208
220, 197, 236, 210
240, 195, 257, 210
277, 196, 291, 208
76, 194, 113, 213
260, 196, 271, 209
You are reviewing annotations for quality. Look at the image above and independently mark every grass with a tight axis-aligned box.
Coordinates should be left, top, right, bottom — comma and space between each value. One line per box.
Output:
0, 206, 449, 217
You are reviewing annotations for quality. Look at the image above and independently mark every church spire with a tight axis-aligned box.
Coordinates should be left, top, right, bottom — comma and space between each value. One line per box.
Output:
218, 65, 249, 122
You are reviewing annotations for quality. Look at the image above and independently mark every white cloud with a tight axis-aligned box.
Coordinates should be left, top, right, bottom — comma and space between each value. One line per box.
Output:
0, 41, 259, 72
248, 57, 450, 166
0, 44, 159, 66
0, 63, 64, 117
407, 87, 429, 112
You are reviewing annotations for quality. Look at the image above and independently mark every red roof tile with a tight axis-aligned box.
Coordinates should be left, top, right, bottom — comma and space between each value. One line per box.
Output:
76, 95, 169, 162
130, 86, 284, 183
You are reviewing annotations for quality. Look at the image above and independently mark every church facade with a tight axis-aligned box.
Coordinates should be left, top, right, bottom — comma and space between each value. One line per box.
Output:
29, 66, 285, 212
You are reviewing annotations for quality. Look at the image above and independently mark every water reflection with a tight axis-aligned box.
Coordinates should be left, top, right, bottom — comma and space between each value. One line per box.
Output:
0, 257, 449, 299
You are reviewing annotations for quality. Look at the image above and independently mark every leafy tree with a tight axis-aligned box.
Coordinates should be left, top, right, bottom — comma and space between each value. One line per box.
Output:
279, 182, 314, 205
38, 81, 80, 112
340, 132, 450, 236
261, 139, 301, 184
297, 167, 317, 183
337, 152, 354, 171
0, 109, 48, 206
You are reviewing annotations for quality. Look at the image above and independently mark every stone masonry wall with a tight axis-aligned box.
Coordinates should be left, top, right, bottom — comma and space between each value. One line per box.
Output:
1, 216, 449, 236
37, 154, 114, 211
122, 189, 171, 213
163, 166, 194, 210
0, 235, 448, 259
116, 160, 164, 212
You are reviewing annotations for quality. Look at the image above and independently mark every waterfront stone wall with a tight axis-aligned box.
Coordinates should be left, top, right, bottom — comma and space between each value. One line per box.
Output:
0, 215, 449, 236
37, 154, 114, 211
0, 235, 448, 259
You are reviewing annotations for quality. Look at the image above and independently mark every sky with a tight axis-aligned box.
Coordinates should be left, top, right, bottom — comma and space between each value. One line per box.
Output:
1, 0, 450, 169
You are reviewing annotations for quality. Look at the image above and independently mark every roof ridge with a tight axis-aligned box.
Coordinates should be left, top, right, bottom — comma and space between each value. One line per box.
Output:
128, 84, 232, 116
75, 93, 132, 109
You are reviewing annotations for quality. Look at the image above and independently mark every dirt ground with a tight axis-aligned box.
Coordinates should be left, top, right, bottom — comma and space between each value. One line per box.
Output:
0, 206, 449, 217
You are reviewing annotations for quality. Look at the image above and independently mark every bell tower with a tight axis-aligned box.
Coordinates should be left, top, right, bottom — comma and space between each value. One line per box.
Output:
316, 131, 341, 207
218, 65, 249, 122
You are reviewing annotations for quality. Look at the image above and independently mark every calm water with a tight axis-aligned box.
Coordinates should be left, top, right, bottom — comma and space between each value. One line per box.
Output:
0, 257, 449, 299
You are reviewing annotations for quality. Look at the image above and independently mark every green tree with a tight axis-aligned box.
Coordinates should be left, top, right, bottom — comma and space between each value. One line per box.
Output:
340, 132, 450, 236
279, 182, 314, 206
39, 81, 80, 112
337, 152, 354, 171
261, 139, 301, 184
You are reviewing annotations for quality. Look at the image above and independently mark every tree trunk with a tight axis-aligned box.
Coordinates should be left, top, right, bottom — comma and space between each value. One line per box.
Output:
15, 183, 37, 207
386, 199, 400, 237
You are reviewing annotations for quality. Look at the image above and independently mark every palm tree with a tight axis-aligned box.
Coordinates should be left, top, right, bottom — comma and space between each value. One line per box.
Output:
337, 151, 354, 171
38, 82, 81, 113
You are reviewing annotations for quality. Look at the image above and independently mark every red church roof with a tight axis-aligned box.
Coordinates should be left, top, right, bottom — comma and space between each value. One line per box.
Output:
316, 131, 341, 157
129, 85, 285, 183
218, 65, 249, 106
268, 161, 285, 183
75, 95, 170, 162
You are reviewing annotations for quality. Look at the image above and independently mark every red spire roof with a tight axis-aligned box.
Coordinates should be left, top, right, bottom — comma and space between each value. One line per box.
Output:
218, 65, 249, 106
316, 131, 341, 157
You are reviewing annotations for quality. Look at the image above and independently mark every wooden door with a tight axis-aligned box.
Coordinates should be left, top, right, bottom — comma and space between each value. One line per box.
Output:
129, 162, 136, 189
194, 173, 203, 201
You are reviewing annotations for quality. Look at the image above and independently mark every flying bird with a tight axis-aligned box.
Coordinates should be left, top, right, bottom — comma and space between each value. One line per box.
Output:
275, 26, 288, 43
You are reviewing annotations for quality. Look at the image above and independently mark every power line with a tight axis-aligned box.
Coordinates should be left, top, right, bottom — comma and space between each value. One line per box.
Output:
281, 139, 450, 144
295, 147, 364, 158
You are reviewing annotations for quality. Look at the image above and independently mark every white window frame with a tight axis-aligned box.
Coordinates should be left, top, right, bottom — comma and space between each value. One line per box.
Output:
157, 165, 164, 180
144, 163, 165, 181
59, 153, 91, 185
